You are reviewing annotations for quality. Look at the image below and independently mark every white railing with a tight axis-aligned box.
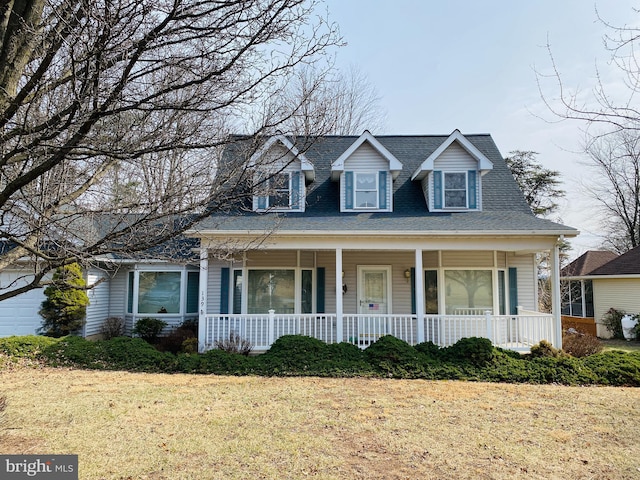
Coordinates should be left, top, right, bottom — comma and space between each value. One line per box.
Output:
203, 311, 555, 352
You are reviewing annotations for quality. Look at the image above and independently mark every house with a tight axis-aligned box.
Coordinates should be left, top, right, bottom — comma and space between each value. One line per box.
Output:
561, 246, 640, 337
190, 130, 578, 352
0, 242, 199, 339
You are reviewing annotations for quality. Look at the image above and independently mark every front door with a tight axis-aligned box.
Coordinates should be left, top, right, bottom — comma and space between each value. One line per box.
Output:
358, 266, 390, 314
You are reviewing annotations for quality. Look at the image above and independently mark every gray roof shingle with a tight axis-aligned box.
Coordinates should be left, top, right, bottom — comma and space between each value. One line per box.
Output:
195, 134, 578, 235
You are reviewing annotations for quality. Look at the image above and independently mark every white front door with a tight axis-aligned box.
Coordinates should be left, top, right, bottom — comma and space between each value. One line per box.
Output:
358, 266, 391, 314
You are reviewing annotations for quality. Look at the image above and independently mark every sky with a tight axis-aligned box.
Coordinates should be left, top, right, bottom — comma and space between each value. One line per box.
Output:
323, 0, 638, 259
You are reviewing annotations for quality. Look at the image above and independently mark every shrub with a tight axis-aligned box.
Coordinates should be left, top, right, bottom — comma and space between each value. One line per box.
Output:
258, 335, 327, 374
415, 341, 442, 360
39, 263, 89, 337
530, 340, 563, 358
199, 348, 255, 375
182, 337, 199, 354
601, 307, 626, 339
442, 337, 495, 366
214, 332, 253, 356
132, 318, 167, 343
563, 330, 603, 357
0, 335, 59, 359
364, 335, 426, 376
100, 317, 125, 340
581, 351, 640, 386
156, 324, 197, 354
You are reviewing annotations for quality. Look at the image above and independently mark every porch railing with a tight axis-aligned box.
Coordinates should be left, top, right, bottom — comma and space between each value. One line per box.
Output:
202, 311, 556, 353
200, 311, 556, 352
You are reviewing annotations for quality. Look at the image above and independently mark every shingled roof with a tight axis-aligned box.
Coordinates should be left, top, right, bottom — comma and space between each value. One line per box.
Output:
195, 134, 579, 235
561, 250, 618, 277
589, 245, 640, 275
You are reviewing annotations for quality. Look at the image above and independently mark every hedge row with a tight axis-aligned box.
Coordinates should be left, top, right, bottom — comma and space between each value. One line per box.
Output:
1, 334, 639, 386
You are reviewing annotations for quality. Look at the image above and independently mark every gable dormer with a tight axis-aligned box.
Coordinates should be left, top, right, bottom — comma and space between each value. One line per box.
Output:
249, 135, 314, 212
331, 131, 402, 212
411, 130, 493, 212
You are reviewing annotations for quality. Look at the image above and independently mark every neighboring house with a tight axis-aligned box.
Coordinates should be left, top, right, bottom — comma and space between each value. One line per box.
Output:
191, 130, 578, 352
561, 246, 640, 337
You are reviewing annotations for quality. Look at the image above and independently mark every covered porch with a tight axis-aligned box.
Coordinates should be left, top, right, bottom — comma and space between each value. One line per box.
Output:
197, 234, 565, 353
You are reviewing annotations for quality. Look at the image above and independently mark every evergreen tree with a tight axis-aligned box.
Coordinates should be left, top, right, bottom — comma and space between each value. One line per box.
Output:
39, 263, 90, 337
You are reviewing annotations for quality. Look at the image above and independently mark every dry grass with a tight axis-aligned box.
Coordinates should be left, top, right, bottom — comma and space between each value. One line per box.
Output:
1, 366, 639, 479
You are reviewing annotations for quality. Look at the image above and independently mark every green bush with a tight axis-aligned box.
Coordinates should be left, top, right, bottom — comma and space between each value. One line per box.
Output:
0, 335, 59, 359
39, 263, 90, 337
581, 351, 640, 386
441, 337, 495, 366
414, 341, 442, 360
257, 335, 328, 375
199, 348, 255, 375
601, 308, 626, 339
132, 318, 168, 343
364, 335, 426, 377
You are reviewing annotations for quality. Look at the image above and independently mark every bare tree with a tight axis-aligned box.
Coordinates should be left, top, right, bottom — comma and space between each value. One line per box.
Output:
279, 65, 387, 135
0, 0, 341, 301
583, 129, 640, 253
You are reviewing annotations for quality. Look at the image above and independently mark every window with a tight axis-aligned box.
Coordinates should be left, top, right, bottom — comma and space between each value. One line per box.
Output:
444, 270, 493, 315
247, 269, 295, 314
561, 280, 593, 317
355, 172, 378, 208
127, 269, 198, 315
444, 172, 467, 208
268, 173, 291, 208
425, 270, 438, 314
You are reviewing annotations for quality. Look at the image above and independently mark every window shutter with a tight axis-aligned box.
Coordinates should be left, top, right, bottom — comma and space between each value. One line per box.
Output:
378, 171, 388, 210
433, 171, 442, 209
410, 267, 416, 315
316, 267, 325, 313
509, 267, 518, 315
467, 170, 477, 209
291, 171, 301, 210
220, 267, 230, 314
344, 171, 354, 210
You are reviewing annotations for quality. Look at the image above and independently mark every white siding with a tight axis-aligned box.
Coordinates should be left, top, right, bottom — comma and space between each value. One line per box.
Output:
593, 278, 640, 336
0, 270, 46, 337
441, 251, 494, 268
246, 250, 298, 267
507, 253, 537, 311
109, 269, 128, 319
252, 145, 305, 211
85, 269, 111, 337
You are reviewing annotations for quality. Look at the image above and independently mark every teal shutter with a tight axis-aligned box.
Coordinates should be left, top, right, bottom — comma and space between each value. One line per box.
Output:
220, 267, 230, 314
433, 171, 442, 209
509, 267, 518, 315
467, 170, 477, 209
316, 267, 325, 313
410, 267, 416, 315
378, 171, 388, 209
291, 171, 301, 210
344, 171, 354, 210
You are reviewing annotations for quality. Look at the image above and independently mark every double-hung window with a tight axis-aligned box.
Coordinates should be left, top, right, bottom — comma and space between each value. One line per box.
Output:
268, 173, 291, 209
443, 172, 467, 208
355, 172, 378, 208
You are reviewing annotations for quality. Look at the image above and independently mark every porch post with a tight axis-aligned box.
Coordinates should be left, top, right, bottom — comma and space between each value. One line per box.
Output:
550, 240, 563, 349
198, 246, 209, 353
415, 249, 425, 343
335, 248, 343, 343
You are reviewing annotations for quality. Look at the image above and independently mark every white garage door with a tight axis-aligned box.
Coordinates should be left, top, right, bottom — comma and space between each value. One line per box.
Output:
0, 271, 46, 337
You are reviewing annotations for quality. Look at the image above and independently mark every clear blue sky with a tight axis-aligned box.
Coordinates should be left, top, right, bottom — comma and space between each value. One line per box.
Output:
324, 0, 637, 258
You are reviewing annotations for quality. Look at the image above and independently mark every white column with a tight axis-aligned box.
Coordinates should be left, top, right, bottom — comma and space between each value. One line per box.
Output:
198, 246, 209, 353
415, 249, 425, 343
550, 241, 562, 349
335, 248, 343, 343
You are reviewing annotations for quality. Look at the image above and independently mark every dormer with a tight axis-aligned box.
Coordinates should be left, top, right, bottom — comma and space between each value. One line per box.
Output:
331, 131, 403, 212
249, 135, 315, 212
411, 130, 493, 212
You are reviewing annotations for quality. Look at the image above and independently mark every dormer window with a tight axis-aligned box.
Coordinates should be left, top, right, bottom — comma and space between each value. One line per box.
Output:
444, 172, 467, 208
355, 172, 378, 208
255, 171, 302, 211
433, 170, 477, 210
